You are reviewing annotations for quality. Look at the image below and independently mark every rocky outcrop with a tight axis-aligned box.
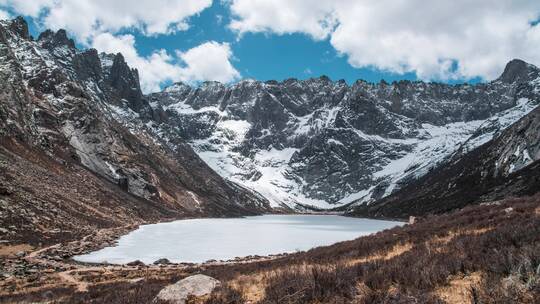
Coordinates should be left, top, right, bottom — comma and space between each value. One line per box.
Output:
0, 17, 271, 245
37, 29, 76, 50
154, 274, 220, 304
148, 59, 540, 209
349, 105, 540, 218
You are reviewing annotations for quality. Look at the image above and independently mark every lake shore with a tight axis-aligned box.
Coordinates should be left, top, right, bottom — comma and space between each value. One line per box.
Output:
1, 195, 538, 303
74, 214, 401, 264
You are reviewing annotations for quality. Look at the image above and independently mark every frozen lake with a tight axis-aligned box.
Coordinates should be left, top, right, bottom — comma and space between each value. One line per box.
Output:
75, 215, 402, 264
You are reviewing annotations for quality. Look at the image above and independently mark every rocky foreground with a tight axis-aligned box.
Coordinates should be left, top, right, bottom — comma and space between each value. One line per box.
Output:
0, 194, 538, 303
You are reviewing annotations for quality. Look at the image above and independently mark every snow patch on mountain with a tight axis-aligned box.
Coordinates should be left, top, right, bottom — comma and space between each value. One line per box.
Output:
147, 59, 540, 210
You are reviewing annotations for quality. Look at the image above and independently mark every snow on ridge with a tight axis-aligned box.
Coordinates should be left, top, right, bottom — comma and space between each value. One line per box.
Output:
167, 100, 226, 116
293, 106, 340, 136
152, 77, 539, 210
193, 96, 536, 209
341, 97, 538, 206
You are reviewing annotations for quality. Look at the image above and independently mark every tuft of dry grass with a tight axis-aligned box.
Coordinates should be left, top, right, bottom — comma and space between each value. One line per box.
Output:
202, 194, 540, 304
2, 194, 539, 303
434, 272, 482, 304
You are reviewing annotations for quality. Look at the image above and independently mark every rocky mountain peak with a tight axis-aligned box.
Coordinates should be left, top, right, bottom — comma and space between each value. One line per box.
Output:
318, 75, 332, 82
73, 48, 102, 82
105, 52, 144, 111
37, 29, 76, 50
165, 81, 192, 93
0, 16, 271, 244
199, 81, 226, 93
6, 16, 30, 40
499, 58, 538, 84
148, 59, 540, 209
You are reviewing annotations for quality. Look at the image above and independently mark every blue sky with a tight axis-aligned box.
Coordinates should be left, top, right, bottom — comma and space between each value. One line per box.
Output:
129, 1, 420, 84
22, 1, 418, 86
3, 0, 539, 92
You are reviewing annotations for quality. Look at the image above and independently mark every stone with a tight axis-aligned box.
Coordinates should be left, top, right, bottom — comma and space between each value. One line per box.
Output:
154, 274, 220, 304
51, 255, 63, 261
153, 258, 171, 265
126, 260, 145, 267
0, 186, 12, 195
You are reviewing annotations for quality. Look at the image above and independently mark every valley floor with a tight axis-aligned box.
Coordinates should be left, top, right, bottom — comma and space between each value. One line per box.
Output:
1, 194, 539, 303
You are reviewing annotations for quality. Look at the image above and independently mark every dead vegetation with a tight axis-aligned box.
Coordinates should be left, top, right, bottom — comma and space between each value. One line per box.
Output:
201, 194, 540, 304
1, 194, 539, 303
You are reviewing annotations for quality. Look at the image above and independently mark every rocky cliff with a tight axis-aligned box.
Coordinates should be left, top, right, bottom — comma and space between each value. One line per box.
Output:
0, 17, 270, 245
148, 59, 540, 210
349, 103, 540, 218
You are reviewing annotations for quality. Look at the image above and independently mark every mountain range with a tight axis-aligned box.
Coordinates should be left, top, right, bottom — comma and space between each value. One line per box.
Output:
148, 59, 539, 210
0, 16, 539, 245
0, 17, 270, 245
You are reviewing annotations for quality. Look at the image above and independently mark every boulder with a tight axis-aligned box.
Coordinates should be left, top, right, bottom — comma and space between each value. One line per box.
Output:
154, 274, 220, 304
153, 258, 171, 265
126, 260, 145, 267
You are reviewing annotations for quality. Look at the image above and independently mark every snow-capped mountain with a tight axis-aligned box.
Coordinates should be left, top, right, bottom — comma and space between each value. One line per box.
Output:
3, 15, 538, 219
0, 17, 270, 243
148, 59, 540, 210
350, 101, 540, 219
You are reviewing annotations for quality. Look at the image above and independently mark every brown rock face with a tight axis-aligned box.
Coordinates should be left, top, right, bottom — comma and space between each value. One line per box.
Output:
0, 17, 271, 245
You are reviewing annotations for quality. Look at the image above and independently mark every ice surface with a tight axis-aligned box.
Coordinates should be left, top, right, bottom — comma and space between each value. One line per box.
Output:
75, 215, 402, 264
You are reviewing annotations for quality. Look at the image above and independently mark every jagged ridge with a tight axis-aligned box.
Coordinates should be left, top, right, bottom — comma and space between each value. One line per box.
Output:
0, 17, 271, 245
349, 104, 540, 218
146, 59, 540, 209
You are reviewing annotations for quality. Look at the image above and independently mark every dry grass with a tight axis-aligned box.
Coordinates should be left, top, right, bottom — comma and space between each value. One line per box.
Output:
347, 242, 413, 266
0, 244, 33, 257
201, 194, 540, 304
1, 194, 539, 303
434, 272, 482, 304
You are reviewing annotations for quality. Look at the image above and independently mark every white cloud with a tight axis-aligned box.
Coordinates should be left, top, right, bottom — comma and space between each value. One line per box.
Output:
176, 41, 240, 83
0, 0, 53, 17
229, 0, 336, 40
92, 34, 240, 93
0, 8, 10, 20
228, 0, 540, 80
2, 0, 212, 42
1, 0, 240, 92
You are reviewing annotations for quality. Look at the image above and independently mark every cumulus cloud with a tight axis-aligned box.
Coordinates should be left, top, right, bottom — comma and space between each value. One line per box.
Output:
229, 0, 336, 40
1, 0, 212, 42
1, 0, 240, 92
228, 0, 540, 80
0, 9, 10, 20
0, 0, 53, 17
176, 41, 240, 83
92, 34, 240, 93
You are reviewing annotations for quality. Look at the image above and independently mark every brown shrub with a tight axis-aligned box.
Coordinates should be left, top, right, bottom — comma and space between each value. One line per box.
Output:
203, 284, 246, 304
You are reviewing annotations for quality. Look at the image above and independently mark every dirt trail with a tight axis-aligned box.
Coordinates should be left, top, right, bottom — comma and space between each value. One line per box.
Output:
18, 225, 282, 296
57, 271, 89, 292
22, 226, 145, 293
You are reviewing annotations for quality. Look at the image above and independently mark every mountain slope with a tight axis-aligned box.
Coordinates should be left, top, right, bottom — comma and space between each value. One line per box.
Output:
148, 60, 540, 210
349, 103, 540, 218
0, 17, 270, 245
